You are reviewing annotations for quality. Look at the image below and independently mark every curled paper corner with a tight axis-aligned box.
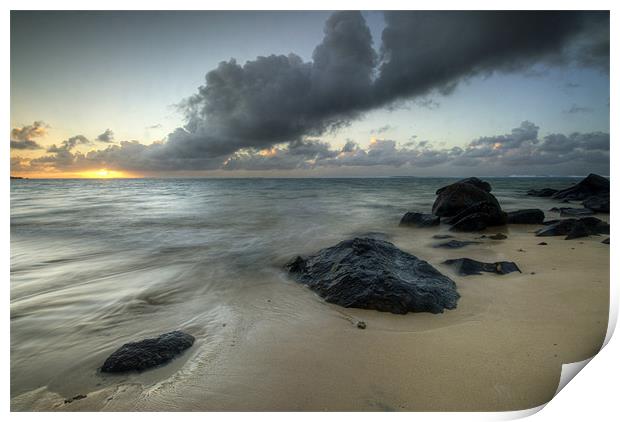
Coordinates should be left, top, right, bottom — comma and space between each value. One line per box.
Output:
491, 357, 596, 421
554, 357, 594, 396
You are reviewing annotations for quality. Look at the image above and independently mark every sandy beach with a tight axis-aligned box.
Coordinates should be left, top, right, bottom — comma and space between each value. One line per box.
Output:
11, 214, 609, 412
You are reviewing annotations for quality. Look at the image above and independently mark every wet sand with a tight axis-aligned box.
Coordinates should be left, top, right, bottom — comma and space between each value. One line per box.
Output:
11, 219, 609, 412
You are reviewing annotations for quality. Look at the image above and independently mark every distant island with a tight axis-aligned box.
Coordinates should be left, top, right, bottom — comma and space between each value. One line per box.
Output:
10, 176, 26, 179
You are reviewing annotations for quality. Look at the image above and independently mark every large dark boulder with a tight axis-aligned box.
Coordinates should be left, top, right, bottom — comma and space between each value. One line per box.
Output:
101, 331, 195, 373
527, 188, 558, 197
399, 212, 440, 228
535, 217, 609, 239
436, 177, 492, 195
432, 181, 500, 217
286, 237, 460, 314
583, 194, 610, 213
506, 209, 545, 224
552, 174, 610, 200
443, 258, 521, 276
446, 201, 507, 232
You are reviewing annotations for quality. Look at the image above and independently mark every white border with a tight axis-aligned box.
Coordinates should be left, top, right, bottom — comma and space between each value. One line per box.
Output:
3, 1, 617, 420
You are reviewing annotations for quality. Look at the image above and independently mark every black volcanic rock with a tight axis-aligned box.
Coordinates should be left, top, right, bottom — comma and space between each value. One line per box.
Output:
449, 212, 491, 231
447, 201, 507, 232
583, 194, 610, 213
399, 212, 440, 228
432, 181, 500, 218
488, 233, 508, 240
535, 217, 609, 239
433, 240, 481, 249
432, 234, 455, 239
443, 258, 521, 276
286, 237, 460, 314
549, 207, 595, 217
436, 177, 492, 195
552, 174, 610, 200
506, 209, 545, 224
101, 331, 194, 373
602, 238, 610, 244
527, 188, 558, 197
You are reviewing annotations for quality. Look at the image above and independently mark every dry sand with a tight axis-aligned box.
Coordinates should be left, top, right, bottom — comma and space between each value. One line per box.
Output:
11, 221, 609, 412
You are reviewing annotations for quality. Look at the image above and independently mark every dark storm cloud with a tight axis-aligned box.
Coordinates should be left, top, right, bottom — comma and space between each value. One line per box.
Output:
373, 11, 609, 105
160, 11, 607, 170
173, 11, 376, 160
96, 129, 114, 143
21, 11, 610, 173
10, 120, 48, 150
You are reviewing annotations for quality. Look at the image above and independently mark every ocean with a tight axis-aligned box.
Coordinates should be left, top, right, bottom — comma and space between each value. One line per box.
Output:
10, 177, 587, 405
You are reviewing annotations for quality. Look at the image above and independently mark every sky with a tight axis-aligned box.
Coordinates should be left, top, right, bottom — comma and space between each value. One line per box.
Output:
10, 11, 610, 178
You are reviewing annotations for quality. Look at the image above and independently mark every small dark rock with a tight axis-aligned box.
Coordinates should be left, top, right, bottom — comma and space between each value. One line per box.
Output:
433, 240, 481, 249
286, 237, 460, 314
557, 207, 595, 217
506, 209, 545, 224
443, 258, 521, 276
538, 242, 548, 245
399, 212, 440, 228
64, 394, 87, 404
432, 234, 454, 239
488, 233, 508, 240
602, 238, 610, 244
101, 331, 195, 373
527, 188, 558, 197
357, 321, 367, 329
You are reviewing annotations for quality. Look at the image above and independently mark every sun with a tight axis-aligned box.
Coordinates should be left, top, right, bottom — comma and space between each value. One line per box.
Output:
78, 169, 128, 178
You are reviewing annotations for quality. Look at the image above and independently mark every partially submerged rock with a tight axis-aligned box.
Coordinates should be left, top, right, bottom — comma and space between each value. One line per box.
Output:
549, 207, 595, 217
488, 233, 508, 240
433, 240, 481, 249
447, 201, 507, 232
602, 238, 610, 244
443, 258, 521, 276
436, 177, 492, 195
527, 188, 558, 197
101, 331, 195, 373
583, 194, 610, 213
432, 234, 454, 239
432, 181, 501, 218
552, 174, 609, 200
399, 212, 440, 228
506, 209, 545, 224
535, 217, 609, 240
286, 237, 460, 314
